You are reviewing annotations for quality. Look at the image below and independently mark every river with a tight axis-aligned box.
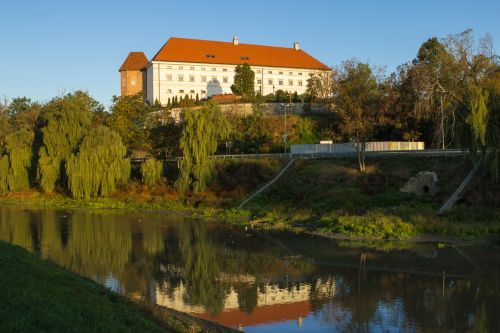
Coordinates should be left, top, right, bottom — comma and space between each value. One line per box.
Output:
0, 205, 499, 332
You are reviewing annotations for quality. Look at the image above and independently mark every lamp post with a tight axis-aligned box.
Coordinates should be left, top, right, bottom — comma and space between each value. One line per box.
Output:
281, 103, 289, 154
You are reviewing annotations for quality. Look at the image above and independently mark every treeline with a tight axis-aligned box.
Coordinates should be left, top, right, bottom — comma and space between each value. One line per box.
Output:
306, 30, 500, 175
0, 92, 230, 198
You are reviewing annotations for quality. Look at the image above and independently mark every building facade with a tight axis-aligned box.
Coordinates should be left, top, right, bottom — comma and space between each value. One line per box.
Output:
123, 37, 329, 105
119, 52, 149, 96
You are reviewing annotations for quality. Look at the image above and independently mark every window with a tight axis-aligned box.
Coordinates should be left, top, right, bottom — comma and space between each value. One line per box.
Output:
201, 90, 206, 94
178, 66, 183, 69
201, 67, 206, 71
222, 68, 227, 72
240, 56, 249, 60
268, 79, 273, 85
179, 89, 184, 93
223, 77, 228, 83
257, 79, 262, 84
211, 76, 217, 82
256, 70, 261, 74
288, 80, 293, 86
178, 75, 184, 82
166, 74, 172, 81
190, 66, 195, 70
189, 76, 195, 82
190, 90, 195, 94
278, 80, 283, 86
289, 72, 293, 75
206, 54, 215, 58
166, 66, 172, 69
298, 81, 303, 86
268, 71, 272, 74
298, 72, 303, 76
212, 68, 216, 71
201, 76, 207, 82
279, 71, 283, 75
166, 89, 172, 93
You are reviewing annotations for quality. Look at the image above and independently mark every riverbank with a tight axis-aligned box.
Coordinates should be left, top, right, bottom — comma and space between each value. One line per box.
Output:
0, 241, 237, 333
0, 156, 498, 241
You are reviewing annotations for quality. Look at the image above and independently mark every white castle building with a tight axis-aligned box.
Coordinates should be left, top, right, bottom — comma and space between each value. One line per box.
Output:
119, 37, 329, 105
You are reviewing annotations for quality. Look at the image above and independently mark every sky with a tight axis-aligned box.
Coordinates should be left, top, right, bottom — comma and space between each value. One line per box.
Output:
1, 0, 499, 107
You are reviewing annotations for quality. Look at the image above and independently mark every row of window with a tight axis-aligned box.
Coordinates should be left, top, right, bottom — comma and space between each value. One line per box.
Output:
163, 65, 304, 76
165, 89, 206, 95
164, 75, 303, 86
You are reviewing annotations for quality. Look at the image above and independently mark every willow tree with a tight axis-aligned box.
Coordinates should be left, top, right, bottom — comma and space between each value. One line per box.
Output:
175, 102, 230, 192
38, 92, 93, 192
140, 158, 163, 186
66, 126, 130, 199
0, 129, 34, 192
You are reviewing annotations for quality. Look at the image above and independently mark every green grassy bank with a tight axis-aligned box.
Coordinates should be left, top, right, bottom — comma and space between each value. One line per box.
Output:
0, 156, 499, 241
0, 241, 235, 333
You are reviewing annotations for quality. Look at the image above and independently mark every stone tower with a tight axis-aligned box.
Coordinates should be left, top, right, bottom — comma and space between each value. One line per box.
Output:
119, 52, 149, 96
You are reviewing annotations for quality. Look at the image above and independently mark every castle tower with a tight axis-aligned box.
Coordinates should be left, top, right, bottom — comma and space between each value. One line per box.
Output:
119, 52, 149, 96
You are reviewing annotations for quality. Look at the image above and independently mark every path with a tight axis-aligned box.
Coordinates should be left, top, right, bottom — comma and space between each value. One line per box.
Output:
238, 158, 296, 208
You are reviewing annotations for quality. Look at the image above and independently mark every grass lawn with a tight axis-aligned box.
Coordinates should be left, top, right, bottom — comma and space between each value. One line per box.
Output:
0, 241, 171, 333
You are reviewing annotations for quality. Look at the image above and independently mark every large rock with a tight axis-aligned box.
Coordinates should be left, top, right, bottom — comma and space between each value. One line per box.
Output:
400, 171, 438, 196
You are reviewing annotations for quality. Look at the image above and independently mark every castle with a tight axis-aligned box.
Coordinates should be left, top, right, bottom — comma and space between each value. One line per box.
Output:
119, 37, 329, 105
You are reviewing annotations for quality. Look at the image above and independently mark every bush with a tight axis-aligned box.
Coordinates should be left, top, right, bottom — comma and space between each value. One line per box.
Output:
141, 159, 163, 186
321, 211, 416, 239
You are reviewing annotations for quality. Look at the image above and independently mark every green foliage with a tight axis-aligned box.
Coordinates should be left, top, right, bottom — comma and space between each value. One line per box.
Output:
140, 158, 163, 186
107, 93, 152, 153
0, 130, 34, 192
38, 91, 93, 192
466, 85, 489, 148
321, 212, 416, 239
66, 126, 130, 199
176, 102, 230, 193
231, 63, 255, 98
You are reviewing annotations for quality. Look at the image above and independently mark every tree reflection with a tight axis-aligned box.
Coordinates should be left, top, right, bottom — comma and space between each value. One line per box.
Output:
177, 221, 228, 315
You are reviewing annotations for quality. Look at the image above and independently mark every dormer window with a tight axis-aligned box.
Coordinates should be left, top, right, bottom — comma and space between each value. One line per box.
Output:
206, 54, 215, 58
240, 56, 249, 60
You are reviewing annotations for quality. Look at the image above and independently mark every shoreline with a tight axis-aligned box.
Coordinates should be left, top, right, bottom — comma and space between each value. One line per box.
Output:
1, 193, 498, 245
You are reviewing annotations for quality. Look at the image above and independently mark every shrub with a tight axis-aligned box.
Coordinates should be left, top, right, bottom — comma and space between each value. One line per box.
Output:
321, 211, 416, 239
141, 159, 163, 186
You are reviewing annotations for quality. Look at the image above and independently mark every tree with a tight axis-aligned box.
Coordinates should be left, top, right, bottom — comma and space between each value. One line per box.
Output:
0, 129, 34, 192
176, 101, 230, 192
107, 92, 152, 154
140, 158, 163, 186
333, 60, 386, 172
66, 126, 130, 199
306, 69, 334, 101
231, 63, 255, 98
37, 91, 94, 192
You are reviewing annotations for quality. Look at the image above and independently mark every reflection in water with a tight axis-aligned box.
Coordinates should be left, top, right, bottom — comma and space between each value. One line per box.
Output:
0, 205, 499, 332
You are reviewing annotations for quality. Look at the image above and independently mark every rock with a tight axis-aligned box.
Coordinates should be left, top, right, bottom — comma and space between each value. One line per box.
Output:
400, 171, 438, 196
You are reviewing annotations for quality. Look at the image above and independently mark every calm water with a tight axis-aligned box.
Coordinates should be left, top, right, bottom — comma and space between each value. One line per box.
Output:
1, 205, 499, 332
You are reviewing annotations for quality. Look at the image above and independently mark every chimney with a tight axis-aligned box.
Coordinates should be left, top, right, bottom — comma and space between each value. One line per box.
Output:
233, 36, 239, 45
293, 42, 300, 50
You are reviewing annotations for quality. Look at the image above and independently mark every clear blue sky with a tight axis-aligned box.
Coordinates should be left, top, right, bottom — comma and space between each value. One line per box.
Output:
1, 0, 499, 107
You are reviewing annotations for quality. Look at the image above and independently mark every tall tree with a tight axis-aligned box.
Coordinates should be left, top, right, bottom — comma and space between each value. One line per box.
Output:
37, 91, 93, 192
0, 129, 34, 192
176, 102, 230, 192
333, 60, 386, 172
306, 69, 334, 101
66, 126, 130, 199
107, 92, 152, 154
231, 63, 255, 98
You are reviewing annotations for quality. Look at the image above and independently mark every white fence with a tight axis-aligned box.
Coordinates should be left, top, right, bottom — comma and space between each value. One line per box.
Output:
291, 142, 425, 155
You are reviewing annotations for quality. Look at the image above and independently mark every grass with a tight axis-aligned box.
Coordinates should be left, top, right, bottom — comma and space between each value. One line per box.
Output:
0, 156, 498, 240
244, 156, 500, 240
0, 241, 237, 333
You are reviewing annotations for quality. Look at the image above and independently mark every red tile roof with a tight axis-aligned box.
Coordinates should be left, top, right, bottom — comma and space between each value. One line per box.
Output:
152, 37, 329, 70
210, 94, 242, 102
119, 52, 149, 71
